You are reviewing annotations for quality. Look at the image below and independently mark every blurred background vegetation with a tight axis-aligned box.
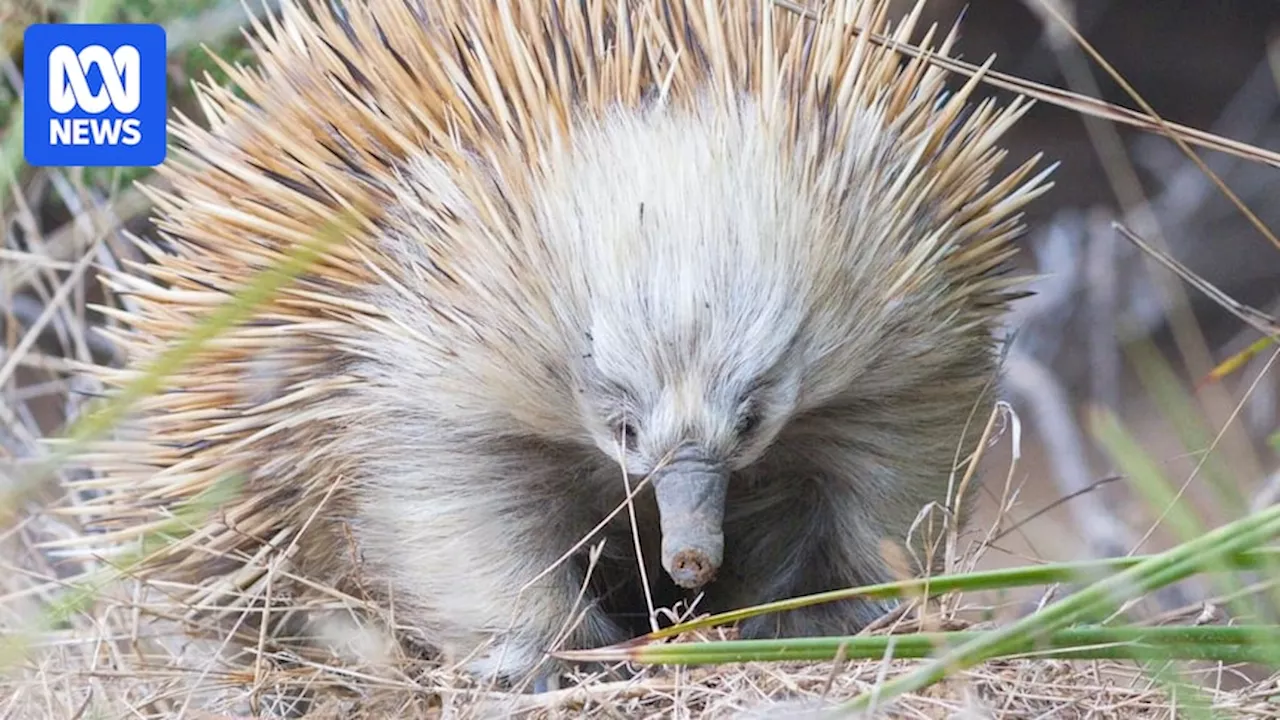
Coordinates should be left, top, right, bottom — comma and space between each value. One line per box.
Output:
904, 0, 1280, 577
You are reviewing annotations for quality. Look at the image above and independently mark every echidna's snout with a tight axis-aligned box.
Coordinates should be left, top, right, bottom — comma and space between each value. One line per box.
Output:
652, 445, 728, 589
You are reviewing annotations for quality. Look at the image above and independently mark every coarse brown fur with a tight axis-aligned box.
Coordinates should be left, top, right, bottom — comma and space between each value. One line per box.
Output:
70, 0, 1052, 686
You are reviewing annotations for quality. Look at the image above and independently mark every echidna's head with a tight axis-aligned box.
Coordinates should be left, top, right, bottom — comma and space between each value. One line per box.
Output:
534, 98, 899, 589
578, 278, 806, 589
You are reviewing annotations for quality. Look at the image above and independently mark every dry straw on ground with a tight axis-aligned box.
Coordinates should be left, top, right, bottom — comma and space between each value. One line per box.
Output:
3, 0, 1280, 718
3, 505, 1279, 718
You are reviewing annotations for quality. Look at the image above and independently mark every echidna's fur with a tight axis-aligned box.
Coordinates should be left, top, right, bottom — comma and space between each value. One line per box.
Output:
72, 0, 1052, 684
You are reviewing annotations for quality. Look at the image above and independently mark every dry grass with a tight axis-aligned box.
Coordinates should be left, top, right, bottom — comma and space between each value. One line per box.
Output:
3, 502, 1279, 718
4, 0, 1280, 717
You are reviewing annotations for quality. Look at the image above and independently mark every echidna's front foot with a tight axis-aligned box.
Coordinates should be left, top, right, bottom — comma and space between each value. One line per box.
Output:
460, 605, 631, 692
531, 659, 636, 694
466, 646, 606, 694
463, 635, 549, 686
531, 673, 557, 694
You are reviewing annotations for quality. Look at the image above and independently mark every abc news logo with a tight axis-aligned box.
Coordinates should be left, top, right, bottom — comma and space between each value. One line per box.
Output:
24, 24, 167, 167
48, 44, 144, 147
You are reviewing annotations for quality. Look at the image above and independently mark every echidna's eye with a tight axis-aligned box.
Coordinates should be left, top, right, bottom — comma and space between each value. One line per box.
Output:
735, 402, 760, 437
615, 421, 638, 452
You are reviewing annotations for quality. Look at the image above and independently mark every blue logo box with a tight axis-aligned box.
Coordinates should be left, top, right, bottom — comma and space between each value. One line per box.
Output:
23, 24, 168, 167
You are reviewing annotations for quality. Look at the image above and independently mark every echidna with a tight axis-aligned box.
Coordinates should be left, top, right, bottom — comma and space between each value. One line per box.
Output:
74, 0, 1052, 686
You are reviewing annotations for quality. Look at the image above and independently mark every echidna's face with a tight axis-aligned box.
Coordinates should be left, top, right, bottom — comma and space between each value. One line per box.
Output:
581, 329, 804, 477
576, 286, 806, 589
584, 330, 805, 590
550, 106, 816, 481
540, 101, 831, 588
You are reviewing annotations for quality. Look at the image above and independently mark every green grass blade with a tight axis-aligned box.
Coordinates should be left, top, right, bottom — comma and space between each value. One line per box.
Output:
2, 208, 359, 519
1127, 338, 1250, 519
0, 208, 357, 669
0, 471, 244, 669
833, 504, 1280, 713
573, 625, 1280, 666
623, 548, 1280, 643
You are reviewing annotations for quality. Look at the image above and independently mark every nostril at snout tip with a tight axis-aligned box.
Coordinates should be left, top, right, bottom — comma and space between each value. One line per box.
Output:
668, 547, 718, 589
